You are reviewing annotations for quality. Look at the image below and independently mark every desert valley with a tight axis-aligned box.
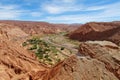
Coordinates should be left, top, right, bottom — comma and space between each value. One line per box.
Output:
0, 20, 119, 80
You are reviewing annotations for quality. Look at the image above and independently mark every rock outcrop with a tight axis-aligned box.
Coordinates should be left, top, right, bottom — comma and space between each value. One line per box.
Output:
69, 22, 120, 45
49, 55, 119, 80
79, 42, 120, 79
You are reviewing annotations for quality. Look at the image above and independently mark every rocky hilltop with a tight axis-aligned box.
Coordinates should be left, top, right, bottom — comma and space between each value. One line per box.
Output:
69, 22, 120, 45
0, 21, 120, 80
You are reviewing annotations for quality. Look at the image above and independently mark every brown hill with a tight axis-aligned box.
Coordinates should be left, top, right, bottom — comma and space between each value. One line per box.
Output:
69, 22, 120, 45
0, 23, 28, 40
0, 20, 80, 35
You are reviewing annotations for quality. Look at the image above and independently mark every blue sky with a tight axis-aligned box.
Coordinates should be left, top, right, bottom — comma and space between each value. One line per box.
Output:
0, 0, 120, 23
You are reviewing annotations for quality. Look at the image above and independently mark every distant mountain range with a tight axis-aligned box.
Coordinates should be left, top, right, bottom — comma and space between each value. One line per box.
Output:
0, 20, 82, 35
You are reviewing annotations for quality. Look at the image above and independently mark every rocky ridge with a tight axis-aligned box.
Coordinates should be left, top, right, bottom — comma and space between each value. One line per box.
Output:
69, 22, 120, 45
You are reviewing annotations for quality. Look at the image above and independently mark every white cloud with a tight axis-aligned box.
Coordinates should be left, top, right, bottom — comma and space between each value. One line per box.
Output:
42, 0, 107, 14
86, 6, 106, 11
30, 12, 42, 17
43, 4, 81, 14
0, 4, 23, 19
0, 3, 42, 19
0, 11, 21, 19
42, 0, 79, 14
0, 3, 43, 20
52, 0, 76, 3
40, 2, 120, 23
58, 0, 76, 3
44, 5, 62, 14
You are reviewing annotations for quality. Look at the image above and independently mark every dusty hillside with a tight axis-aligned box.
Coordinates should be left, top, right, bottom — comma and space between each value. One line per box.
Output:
69, 22, 120, 45
0, 20, 80, 35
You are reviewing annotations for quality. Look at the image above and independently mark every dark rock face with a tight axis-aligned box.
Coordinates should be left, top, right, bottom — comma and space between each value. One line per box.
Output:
69, 22, 120, 45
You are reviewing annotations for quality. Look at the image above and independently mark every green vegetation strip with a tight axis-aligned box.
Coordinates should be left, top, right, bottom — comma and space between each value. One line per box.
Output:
22, 37, 68, 66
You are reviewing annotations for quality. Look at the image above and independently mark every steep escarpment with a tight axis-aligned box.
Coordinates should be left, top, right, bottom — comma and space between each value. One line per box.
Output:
69, 22, 120, 44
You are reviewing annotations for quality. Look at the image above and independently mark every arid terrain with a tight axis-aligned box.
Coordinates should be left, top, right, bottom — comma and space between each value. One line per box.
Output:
0, 20, 120, 80
0, 20, 80, 35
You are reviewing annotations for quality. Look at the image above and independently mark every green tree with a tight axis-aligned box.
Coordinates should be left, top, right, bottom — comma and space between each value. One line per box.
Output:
22, 42, 27, 46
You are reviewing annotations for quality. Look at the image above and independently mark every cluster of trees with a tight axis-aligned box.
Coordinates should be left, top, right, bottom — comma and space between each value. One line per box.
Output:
22, 37, 63, 65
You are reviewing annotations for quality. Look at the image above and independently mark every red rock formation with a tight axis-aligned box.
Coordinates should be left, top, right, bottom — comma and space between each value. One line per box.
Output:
69, 22, 120, 45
